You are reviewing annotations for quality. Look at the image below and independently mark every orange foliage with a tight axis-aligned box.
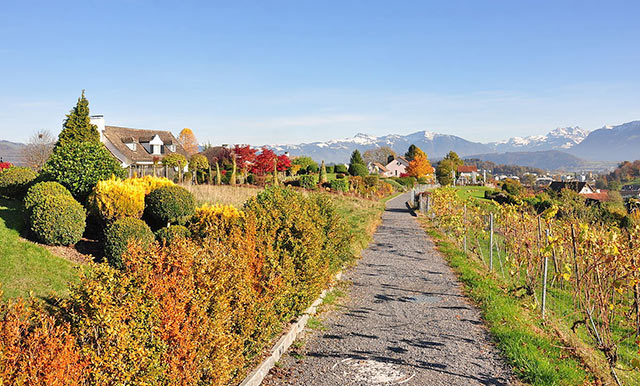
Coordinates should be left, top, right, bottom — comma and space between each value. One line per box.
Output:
406, 148, 434, 178
178, 128, 199, 156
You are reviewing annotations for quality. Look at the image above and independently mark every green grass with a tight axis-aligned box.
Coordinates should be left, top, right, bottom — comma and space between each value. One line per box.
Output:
331, 194, 386, 254
452, 186, 493, 201
0, 198, 80, 299
306, 316, 326, 330
421, 220, 590, 386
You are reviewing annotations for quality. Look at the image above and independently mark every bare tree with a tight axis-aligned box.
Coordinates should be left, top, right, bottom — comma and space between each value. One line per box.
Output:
363, 146, 396, 165
23, 130, 55, 171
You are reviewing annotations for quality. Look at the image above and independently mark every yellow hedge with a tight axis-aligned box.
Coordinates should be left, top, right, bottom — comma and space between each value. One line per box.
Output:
90, 176, 175, 222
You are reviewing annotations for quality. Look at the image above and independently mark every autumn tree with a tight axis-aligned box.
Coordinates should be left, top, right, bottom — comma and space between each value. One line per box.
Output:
233, 145, 257, 180
252, 148, 277, 175
363, 146, 396, 165
178, 128, 199, 156
163, 153, 187, 183
56, 90, 99, 148
23, 129, 55, 171
406, 147, 434, 179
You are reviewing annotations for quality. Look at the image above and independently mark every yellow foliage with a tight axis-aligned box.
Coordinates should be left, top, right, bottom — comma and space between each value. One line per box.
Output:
90, 176, 175, 222
191, 204, 244, 240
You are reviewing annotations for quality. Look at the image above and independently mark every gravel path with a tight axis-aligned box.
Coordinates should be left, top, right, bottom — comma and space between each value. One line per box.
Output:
263, 192, 512, 386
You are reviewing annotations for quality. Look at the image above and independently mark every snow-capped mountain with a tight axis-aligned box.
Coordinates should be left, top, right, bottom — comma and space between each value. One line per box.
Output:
488, 126, 589, 152
270, 131, 491, 164
568, 121, 640, 161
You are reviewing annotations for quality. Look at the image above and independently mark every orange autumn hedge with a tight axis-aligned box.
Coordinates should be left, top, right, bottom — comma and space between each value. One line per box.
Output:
0, 186, 354, 385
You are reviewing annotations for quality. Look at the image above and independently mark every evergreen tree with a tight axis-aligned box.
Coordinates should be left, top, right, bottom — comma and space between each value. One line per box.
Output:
405, 144, 418, 161
319, 160, 327, 184
56, 90, 99, 148
349, 149, 364, 166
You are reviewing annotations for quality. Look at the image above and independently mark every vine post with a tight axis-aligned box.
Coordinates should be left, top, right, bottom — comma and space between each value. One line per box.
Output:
542, 229, 550, 319
463, 204, 467, 255
489, 213, 494, 271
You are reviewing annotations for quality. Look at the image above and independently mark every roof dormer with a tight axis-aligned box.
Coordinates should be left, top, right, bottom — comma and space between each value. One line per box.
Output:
149, 134, 164, 155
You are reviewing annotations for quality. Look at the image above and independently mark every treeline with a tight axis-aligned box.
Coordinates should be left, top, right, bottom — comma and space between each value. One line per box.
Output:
597, 160, 640, 189
463, 158, 546, 176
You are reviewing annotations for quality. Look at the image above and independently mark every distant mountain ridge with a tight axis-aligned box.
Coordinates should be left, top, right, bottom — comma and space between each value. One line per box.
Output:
568, 121, 640, 161
0, 140, 26, 165
488, 126, 589, 153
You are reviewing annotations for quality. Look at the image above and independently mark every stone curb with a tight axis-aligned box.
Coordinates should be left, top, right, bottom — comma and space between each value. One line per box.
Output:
239, 271, 343, 386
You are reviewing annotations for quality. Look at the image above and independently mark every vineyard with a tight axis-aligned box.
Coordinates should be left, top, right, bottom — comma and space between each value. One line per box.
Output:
427, 187, 640, 385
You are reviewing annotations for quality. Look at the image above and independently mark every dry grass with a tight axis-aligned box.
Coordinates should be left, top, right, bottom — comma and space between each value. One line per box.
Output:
181, 184, 264, 207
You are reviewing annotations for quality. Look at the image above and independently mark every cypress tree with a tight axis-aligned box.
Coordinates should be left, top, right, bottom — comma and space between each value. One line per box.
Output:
56, 90, 100, 148
215, 162, 221, 185
319, 160, 327, 184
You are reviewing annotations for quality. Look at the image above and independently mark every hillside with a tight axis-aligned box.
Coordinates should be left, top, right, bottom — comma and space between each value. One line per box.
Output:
0, 140, 25, 165
568, 121, 640, 161
465, 150, 595, 172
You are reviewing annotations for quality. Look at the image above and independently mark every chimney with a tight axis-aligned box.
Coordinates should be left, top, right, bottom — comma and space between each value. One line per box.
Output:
91, 115, 106, 142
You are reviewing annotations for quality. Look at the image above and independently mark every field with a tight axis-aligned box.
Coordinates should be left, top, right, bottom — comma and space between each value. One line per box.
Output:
0, 198, 79, 299
452, 185, 493, 200
182, 184, 263, 206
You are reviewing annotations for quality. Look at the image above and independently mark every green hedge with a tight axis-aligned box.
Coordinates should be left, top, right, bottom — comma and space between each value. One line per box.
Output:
24, 181, 72, 212
104, 217, 155, 269
29, 195, 86, 245
330, 179, 349, 192
155, 225, 191, 245
299, 175, 317, 190
348, 163, 368, 177
144, 185, 196, 227
0, 167, 37, 199
334, 164, 347, 174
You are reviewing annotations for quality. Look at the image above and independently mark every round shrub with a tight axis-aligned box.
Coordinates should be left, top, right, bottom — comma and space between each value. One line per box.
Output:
348, 163, 368, 177
299, 175, 317, 190
325, 165, 335, 174
155, 225, 191, 245
89, 177, 146, 223
29, 195, 86, 246
334, 164, 347, 174
41, 141, 126, 200
24, 181, 72, 212
330, 179, 349, 192
364, 175, 379, 188
145, 185, 196, 227
104, 217, 155, 269
0, 167, 37, 199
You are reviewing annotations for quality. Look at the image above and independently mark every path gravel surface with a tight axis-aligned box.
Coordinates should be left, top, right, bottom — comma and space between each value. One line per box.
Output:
263, 192, 512, 386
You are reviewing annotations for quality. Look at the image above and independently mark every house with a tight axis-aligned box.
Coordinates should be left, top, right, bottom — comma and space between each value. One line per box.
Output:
384, 156, 409, 177
582, 190, 609, 204
456, 165, 478, 185
621, 184, 640, 199
91, 115, 189, 177
368, 162, 388, 176
547, 181, 596, 195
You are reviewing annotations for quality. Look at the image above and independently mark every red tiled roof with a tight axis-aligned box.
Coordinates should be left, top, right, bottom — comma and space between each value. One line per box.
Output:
583, 192, 608, 201
457, 165, 478, 173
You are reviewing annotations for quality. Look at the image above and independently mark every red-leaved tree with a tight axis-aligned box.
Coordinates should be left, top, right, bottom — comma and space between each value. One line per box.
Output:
233, 145, 257, 178
277, 154, 291, 172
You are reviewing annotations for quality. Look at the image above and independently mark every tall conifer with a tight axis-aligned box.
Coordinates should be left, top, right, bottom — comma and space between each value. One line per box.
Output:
56, 90, 99, 148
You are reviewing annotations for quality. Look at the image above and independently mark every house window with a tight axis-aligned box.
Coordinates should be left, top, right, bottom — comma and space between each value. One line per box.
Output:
152, 144, 161, 155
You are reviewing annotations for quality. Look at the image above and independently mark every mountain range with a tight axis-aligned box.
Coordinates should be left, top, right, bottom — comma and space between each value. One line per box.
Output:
269, 121, 640, 171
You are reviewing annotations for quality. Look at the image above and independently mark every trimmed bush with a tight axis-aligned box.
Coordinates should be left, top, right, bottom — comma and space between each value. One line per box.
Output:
325, 165, 335, 173
299, 175, 317, 190
155, 225, 191, 245
29, 195, 86, 246
330, 179, 349, 192
395, 176, 416, 188
104, 217, 155, 269
23, 181, 72, 212
348, 163, 368, 177
145, 185, 196, 227
0, 167, 37, 199
41, 141, 126, 200
364, 175, 379, 187
334, 164, 347, 174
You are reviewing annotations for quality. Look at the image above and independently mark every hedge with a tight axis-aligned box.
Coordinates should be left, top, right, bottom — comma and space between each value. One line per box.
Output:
330, 179, 349, 192
0, 167, 37, 199
144, 185, 196, 227
348, 163, 368, 177
155, 225, 191, 245
23, 181, 72, 212
104, 217, 155, 269
334, 164, 347, 174
29, 195, 86, 245
299, 175, 317, 190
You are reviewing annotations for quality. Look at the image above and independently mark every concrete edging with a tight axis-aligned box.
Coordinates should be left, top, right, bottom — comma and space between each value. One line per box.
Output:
239, 271, 343, 386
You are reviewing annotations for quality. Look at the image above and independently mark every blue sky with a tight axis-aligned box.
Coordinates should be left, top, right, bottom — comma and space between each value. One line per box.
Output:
1, 0, 639, 145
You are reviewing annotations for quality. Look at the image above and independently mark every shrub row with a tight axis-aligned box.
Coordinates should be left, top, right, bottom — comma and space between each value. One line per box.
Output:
0, 167, 37, 199
0, 186, 354, 385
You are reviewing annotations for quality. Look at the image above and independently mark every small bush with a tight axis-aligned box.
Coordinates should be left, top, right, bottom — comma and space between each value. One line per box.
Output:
330, 179, 349, 192
29, 195, 86, 246
104, 217, 155, 268
23, 181, 72, 212
89, 176, 146, 223
364, 175, 379, 187
334, 164, 347, 174
383, 178, 405, 191
348, 163, 368, 177
325, 165, 335, 173
0, 167, 37, 199
395, 176, 416, 188
145, 185, 196, 227
155, 225, 191, 245
299, 175, 317, 190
